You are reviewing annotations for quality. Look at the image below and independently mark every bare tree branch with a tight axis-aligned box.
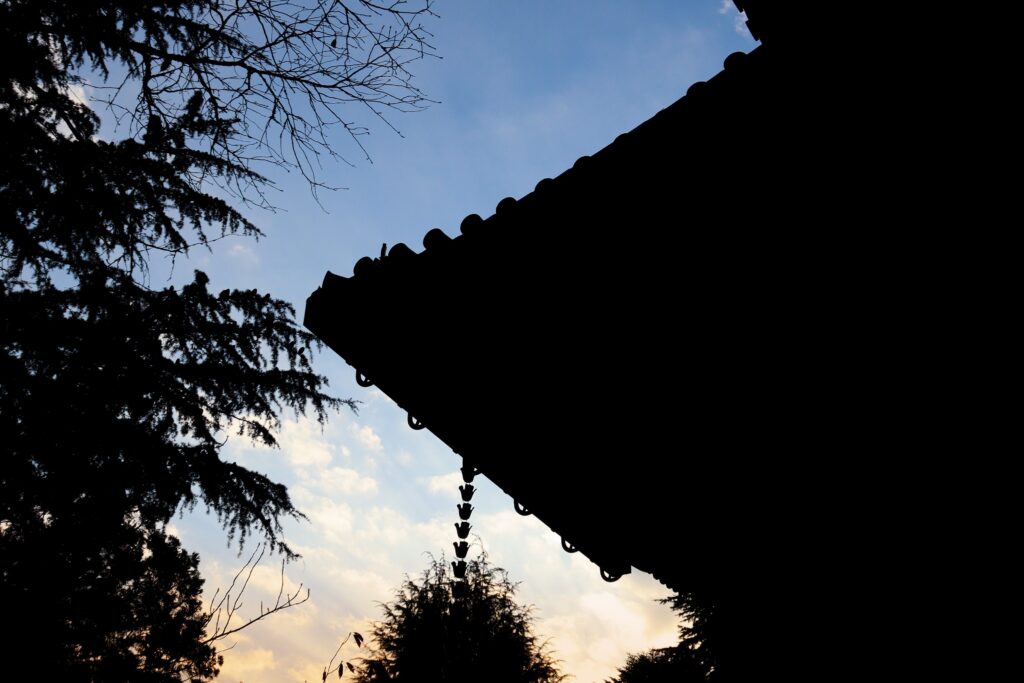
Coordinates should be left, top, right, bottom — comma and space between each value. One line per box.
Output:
324, 630, 365, 680
201, 543, 311, 648
84, 1, 439, 200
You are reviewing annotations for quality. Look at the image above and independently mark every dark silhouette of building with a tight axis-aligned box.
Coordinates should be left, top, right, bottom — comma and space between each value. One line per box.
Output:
306, 1, 889, 605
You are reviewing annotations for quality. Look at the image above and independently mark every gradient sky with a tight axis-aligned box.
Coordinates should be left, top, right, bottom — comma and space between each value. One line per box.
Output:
151, 2, 757, 681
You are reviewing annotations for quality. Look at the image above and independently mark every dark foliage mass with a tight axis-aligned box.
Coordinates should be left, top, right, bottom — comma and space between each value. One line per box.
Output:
354, 556, 565, 683
663, 591, 721, 677
4, 517, 219, 681
1, 1, 434, 680
606, 647, 706, 683
607, 592, 723, 683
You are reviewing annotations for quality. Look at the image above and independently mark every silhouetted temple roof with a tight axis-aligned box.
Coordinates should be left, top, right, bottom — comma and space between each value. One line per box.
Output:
306, 3, 858, 593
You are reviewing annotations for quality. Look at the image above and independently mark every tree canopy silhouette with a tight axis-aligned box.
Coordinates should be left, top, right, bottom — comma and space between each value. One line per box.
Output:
3, 517, 219, 682
0, 1, 435, 679
606, 591, 723, 683
353, 556, 565, 683
605, 647, 706, 683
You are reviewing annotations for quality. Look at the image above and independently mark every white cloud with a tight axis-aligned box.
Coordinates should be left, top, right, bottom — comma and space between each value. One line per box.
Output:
305, 466, 379, 495
292, 492, 355, 545
349, 423, 383, 452
227, 242, 260, 267
67, 83, 89, 107
246, 560, 308, 601
580, 590, 655, 647
424, 471, 463, 499
53, 83, 93, 140
219, 641, 277, 679
719, 0, 750, 34
228, 414, 335, 469
286, 445, 333, 468
359, 505, 416, 548
279, 418, 334, 468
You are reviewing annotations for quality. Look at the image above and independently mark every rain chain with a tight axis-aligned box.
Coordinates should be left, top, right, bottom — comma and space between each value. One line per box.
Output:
451, 460, 478, 599
398, 399, 621, 589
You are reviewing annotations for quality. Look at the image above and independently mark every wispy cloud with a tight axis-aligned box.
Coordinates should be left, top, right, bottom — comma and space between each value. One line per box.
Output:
217, 637, 277, 680
719, 0, 750, 34
279, 417, 335, 468
227, 242, 260, 267
304, 466, 378, 495
67, 83, 89, 107
423, 471, 463, 498
350, 423, 383, 453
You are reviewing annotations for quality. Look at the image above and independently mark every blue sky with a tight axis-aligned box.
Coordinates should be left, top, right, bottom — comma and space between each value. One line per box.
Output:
156, 2, 756, 680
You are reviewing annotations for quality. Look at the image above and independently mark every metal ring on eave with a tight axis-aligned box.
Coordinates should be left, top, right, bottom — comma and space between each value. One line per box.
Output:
407, 414, 425, 430
355, 370, 373, 387
514, 501, 531, 516
600, 568, 622, 583
561, 538, 578, 553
